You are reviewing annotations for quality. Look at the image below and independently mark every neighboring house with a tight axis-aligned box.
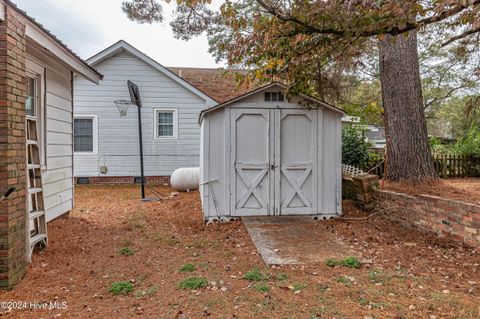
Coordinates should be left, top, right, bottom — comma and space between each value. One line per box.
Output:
73, 40, 251, 183
342, 115, 386, 149
0, 0, 102, 288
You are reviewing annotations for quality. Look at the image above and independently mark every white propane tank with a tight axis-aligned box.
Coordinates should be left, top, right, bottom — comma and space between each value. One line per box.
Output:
170, 167, 200, 191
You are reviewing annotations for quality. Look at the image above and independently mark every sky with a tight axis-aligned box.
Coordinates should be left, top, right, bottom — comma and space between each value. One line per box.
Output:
14, 0, 223, 68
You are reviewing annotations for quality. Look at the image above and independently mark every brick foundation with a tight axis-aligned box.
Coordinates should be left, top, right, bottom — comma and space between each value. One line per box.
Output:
375, 189, 480, 247
76, 176, 170, 185
0, 5, 27, 288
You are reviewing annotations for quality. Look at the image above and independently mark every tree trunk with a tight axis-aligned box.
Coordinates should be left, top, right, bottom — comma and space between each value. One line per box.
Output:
379, 31, 438, 182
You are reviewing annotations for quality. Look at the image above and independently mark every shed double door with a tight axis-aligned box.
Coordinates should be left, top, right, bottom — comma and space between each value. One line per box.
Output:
231, 108, 318, 216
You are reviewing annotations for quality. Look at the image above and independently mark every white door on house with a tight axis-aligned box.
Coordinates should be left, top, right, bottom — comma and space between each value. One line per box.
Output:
231, 108, 318, 216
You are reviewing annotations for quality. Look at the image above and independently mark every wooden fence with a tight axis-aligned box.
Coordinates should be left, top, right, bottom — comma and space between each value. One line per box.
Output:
368, 154, 480, 178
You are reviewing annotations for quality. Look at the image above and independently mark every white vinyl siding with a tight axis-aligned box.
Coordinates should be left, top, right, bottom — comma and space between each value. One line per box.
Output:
74, 51, 207, 177
27, 41, 75, 222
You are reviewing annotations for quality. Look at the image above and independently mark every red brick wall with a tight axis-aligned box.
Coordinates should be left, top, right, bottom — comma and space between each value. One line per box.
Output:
78, 176, 170, 185
0, 5, 27, 288
375, 190, 480, 248
342, 174, 379, 209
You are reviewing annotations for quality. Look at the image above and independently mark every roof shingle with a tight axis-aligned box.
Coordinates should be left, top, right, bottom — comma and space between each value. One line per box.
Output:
168, 67, 254, 103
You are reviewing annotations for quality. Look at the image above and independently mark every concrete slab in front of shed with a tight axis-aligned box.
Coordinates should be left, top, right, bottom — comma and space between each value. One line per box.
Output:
243, 216, 356, 265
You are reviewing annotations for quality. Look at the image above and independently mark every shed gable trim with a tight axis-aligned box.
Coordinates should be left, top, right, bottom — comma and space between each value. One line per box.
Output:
87, 40, 217, 106
198, 82, 345, 123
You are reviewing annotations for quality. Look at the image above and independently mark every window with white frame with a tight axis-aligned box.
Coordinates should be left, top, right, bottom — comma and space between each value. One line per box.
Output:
26, 59, 46, 167
74, 115, 98, 154
154, 109, 178, 139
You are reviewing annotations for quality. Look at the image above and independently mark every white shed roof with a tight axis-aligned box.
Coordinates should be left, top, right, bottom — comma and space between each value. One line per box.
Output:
199, 82, 345, 123
87, 40, 217, 106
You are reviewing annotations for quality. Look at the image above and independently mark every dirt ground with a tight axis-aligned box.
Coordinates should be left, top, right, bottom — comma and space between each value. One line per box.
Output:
382, 178, 480, 205
0, 185, 479, 319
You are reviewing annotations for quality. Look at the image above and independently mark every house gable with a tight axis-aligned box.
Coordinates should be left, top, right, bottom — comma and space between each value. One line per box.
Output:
87, 40, 216, 106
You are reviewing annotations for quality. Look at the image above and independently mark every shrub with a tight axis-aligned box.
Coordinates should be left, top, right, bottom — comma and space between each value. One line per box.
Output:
179, 263, 196, 272
342, 124, 371, 169
177, 277, 208, 290
109, 281, 133, 295
453, 125, 480, 156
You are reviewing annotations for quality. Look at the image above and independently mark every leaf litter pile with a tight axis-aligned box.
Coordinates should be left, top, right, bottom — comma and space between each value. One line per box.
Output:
0, 185, 479, 318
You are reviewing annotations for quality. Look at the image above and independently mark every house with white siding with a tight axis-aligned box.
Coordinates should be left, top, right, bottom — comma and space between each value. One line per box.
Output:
73, 40, 251, 183
0, 0, 102, 288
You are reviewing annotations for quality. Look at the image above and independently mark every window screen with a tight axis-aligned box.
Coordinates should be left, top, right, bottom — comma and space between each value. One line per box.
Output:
157, 111, 174, 137
74, 118, 94, 152
26, 77, 36, 117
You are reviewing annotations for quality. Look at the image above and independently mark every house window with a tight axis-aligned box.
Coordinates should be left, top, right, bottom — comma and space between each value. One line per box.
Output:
25, 60, 46, 167
74, 115, 98, 154
264, 92, 284, 102
26, 77, 36, 117
154, 109, 178, 139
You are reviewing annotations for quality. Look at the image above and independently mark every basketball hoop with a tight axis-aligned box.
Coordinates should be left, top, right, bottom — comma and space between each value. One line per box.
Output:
114, 100, 132, 117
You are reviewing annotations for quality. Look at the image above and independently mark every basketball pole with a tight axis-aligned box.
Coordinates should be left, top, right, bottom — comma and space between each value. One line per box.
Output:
137, 99, 145, 199
127, 80, 146, 200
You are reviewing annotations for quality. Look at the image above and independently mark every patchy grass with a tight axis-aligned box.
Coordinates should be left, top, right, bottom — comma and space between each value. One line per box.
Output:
243, 268, 270, 282
118, 246, 134, 256
109, 281, 134, 295
275, 273, 289, 282
252, 282, 270, 293
325, 256, 361, 269
6, 185, 480, 319
177, 277, 208, 290
292, 283, 307, 292
134, 287, 159, 298
336, 276, 353, 287
179, 263, 196, 272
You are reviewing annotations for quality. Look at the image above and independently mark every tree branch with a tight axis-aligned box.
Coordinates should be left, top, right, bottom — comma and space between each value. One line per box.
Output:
254, 0, 480, 39
441, 26, 480, 47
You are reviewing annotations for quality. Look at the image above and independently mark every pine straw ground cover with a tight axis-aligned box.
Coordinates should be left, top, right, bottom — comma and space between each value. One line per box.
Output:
0, 185, 479, 319
382, 178, 480, 205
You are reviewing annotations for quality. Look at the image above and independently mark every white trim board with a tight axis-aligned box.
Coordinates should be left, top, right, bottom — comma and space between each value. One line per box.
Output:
87, 40, 217, 107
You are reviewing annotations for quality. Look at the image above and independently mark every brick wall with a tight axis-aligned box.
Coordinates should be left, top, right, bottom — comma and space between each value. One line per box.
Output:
342, 174, 379, 209
0, 5, 27, 288
77, 176, 170, 185
375, 190, 480, 248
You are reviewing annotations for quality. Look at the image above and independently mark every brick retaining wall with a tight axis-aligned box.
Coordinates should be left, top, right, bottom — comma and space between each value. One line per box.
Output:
342, 174, 379, 209
375, 189, 480, 247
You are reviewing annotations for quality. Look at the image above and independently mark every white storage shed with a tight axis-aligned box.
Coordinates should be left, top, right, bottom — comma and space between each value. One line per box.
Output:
199, 83, 344, 222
